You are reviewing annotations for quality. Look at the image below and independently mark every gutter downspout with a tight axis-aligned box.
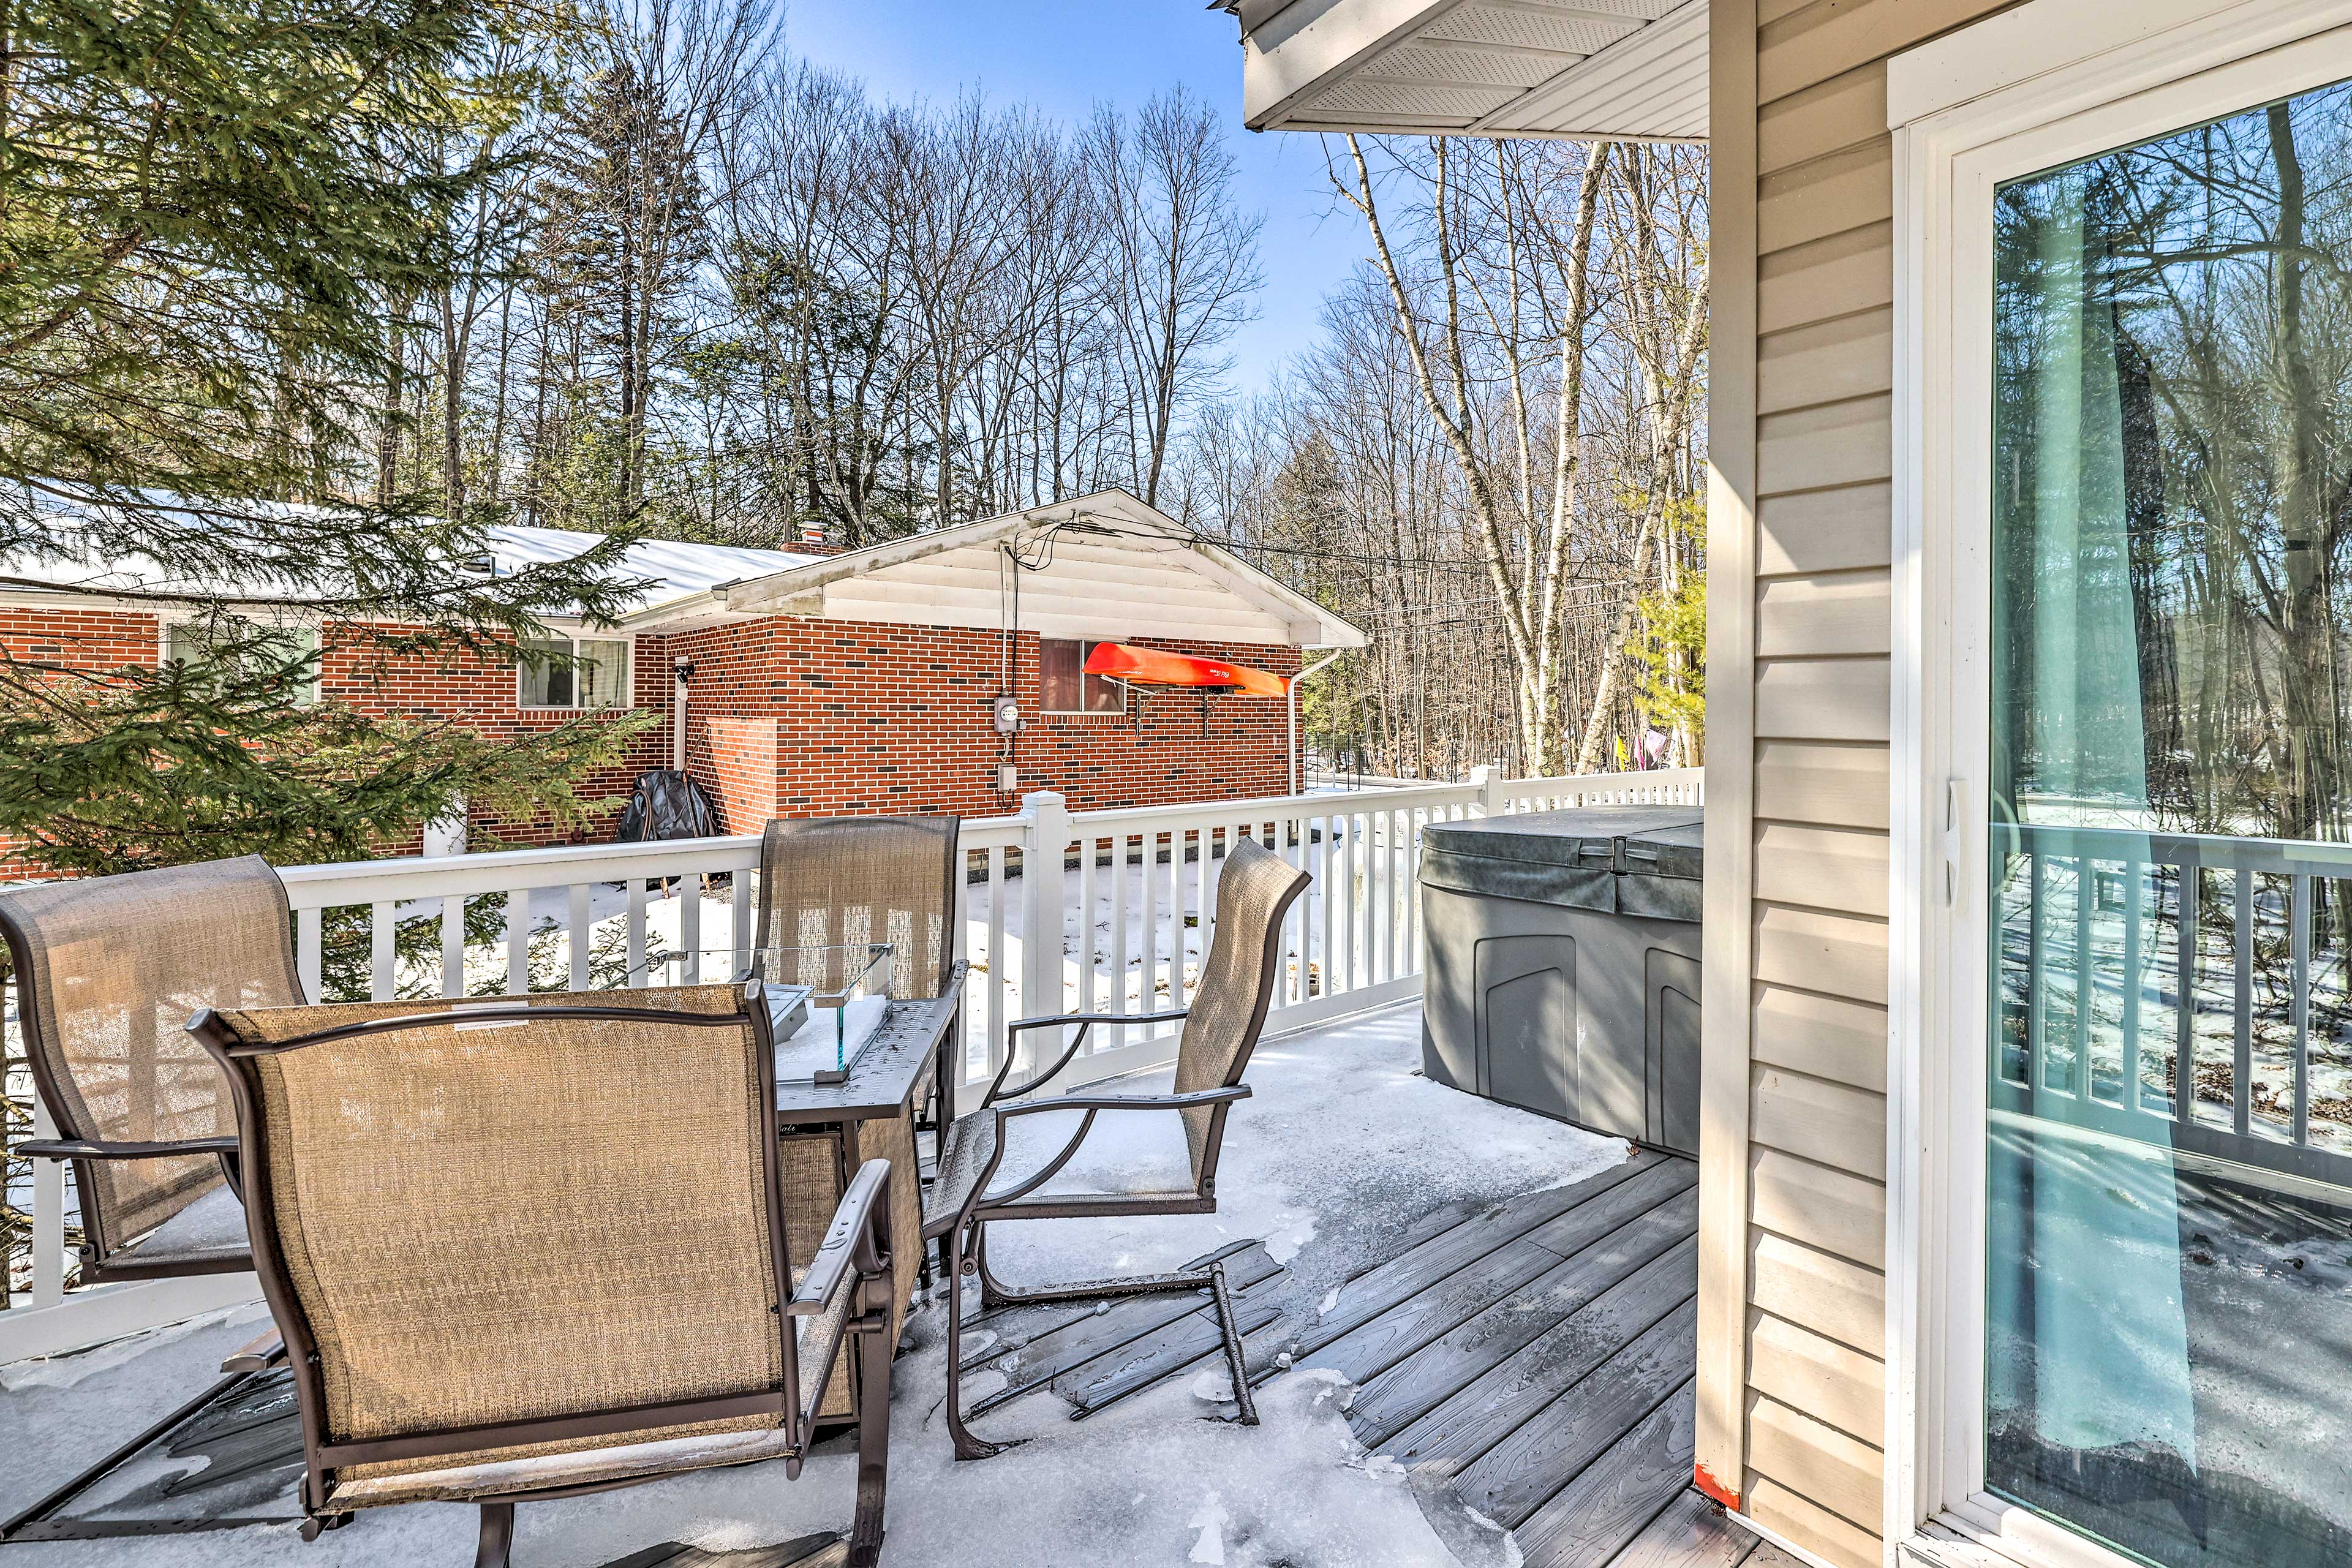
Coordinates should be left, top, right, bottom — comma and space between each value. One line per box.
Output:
1288, 652, 1343, 795
671, 656, 693, 771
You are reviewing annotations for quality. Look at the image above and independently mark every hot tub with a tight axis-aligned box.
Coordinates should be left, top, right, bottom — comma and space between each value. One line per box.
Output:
1418, 805, 1702, 1154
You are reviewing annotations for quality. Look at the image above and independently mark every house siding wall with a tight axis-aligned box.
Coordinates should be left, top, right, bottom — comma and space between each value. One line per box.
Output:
1713, 4, 2023, 1565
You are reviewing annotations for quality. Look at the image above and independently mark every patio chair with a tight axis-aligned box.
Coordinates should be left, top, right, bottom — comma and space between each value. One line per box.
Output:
188, 981, 899, 1568
757, 811, 963, 1281
756, 813, 960, 1001
3, 854, 302, 1285
924, 834, 1310, 1460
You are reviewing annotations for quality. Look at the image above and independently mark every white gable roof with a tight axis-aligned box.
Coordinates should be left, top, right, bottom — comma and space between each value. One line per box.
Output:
704, 491, 1367, 650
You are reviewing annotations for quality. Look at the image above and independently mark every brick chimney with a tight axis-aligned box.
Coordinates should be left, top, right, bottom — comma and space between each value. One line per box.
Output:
794, 521, 837, 556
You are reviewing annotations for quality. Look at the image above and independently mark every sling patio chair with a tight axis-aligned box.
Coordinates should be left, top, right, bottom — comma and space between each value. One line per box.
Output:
756, 811, 964, 1275
924, 834, 1310, 1460
0, 854, 306, 1540
755, 813, 961, 1003
189, 980, 900, 1568
2, 853, 301, 1289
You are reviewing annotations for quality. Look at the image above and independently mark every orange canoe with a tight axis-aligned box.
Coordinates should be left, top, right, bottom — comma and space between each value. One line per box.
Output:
1084, 643, 1289, 698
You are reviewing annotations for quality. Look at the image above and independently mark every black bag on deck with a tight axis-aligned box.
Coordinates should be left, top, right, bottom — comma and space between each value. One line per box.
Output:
616, 769, 726, 843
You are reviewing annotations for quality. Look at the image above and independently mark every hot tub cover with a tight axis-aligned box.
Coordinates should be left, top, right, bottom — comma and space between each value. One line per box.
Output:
1420, 805, 1703, 922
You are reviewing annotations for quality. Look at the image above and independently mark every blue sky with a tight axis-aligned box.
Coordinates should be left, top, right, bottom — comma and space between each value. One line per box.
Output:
782, 0, 1366, 398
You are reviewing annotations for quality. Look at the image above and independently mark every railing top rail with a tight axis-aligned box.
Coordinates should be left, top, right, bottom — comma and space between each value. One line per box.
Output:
1074, 782, 1479, 832
2010, 819, 2352, 873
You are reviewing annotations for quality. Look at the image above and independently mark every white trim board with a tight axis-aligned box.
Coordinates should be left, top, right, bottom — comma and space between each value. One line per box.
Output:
1883, 5, 2352, 1566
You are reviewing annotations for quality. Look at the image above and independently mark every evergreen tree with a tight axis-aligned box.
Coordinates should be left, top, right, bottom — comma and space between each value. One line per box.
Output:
0, 0, 654, 869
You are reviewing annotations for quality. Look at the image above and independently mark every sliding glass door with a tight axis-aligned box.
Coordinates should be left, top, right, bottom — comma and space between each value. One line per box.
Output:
1986, 74, 2352, 1568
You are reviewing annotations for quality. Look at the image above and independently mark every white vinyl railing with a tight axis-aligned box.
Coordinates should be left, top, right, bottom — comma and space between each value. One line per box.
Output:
6, 763, 1697, 1353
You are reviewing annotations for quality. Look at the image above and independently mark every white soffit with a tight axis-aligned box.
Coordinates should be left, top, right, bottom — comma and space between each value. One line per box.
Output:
1234, 0, 1708, 141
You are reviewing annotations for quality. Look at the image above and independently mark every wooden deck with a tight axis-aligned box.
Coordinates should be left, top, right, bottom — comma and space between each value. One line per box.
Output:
13, 1148, 1782, 1567
954, 1147, 1778, 1568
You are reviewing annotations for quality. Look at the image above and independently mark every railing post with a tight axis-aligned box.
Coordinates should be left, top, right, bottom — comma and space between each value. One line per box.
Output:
1019, 791, 1071, 1057
1470, 761, 1503, 818
31, 1095, 65, 1308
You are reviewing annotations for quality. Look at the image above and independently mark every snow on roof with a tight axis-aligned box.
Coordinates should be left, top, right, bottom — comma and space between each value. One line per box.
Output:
0, 488, 819, 619
485, 524, 819, 616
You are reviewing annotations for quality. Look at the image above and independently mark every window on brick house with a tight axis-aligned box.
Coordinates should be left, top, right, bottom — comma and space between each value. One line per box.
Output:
165, 619, 320, 706
1039, 638, 1123, 714
518, 635, 630, 709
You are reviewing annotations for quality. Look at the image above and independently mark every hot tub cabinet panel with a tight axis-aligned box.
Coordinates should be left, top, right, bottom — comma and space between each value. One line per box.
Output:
1420, 808, 1703, 1155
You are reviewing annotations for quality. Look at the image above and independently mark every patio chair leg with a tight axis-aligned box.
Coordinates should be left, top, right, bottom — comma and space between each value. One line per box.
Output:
942, 1223, 1011, 1462
474, 1501, 515, 1568
1208, 1261, 1258, 1427
848, 1319, 891, 1567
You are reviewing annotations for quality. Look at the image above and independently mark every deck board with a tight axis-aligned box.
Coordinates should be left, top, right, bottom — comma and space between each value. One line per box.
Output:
1330, 1153, 1717, 1568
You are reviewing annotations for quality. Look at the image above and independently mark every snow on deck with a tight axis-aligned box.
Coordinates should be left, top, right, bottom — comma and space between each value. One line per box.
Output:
0, 1005, 1623, 1567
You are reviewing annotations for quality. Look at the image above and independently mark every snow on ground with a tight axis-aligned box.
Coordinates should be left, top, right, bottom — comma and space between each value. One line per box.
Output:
0, 1004, 1618, 1568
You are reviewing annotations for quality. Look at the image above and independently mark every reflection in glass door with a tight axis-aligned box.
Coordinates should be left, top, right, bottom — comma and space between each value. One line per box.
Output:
1989, 77, 2352, 1567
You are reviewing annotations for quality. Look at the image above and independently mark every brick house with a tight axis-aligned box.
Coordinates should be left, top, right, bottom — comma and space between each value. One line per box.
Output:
1, 490, 1365, 872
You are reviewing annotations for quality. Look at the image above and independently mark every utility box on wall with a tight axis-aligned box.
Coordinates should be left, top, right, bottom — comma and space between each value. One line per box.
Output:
1419, 807, 1702, 1155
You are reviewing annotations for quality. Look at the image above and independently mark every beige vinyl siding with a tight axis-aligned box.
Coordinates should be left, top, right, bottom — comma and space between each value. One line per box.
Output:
1723, 2, 2025, 1561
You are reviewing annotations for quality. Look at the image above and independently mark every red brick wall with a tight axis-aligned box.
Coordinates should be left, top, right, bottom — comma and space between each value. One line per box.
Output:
0, 605, 166, 877
316, 625, 672, 853
0, 605, 669, 877
1, 598, 1301, 876
656, 619, 1298, 824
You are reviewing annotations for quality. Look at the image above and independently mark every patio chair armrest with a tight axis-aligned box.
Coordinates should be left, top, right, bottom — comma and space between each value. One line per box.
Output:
995, 1084, 1251, 1121
970, 1087, 1251, 1211
221, 1325, 287, 1374
788, 1158, 894, 1319
1006, 1008, 1189, 1033
984, 1008, 1193, 1106
18, 1136, 241, 1161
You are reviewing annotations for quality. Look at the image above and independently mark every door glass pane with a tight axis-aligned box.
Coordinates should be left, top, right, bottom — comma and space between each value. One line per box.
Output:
1989, 77, 2352, 1567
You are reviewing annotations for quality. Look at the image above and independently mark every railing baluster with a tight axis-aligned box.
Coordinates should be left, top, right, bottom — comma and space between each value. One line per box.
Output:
1317, 808, 1335, 1001
731, 872, 753, 978
505, 888, 530, 995
626, 877, 648, 988
297, 907, 323, 1003
1195, 824, 1218, 1003
568, 883, 591, 992
2176, 858, 2198, 1121
681, 871, 703, 985
2293, 871, 2312, 1147
2072, 855, 2090, 1101
31, 1096, 64, 1309
2026, 850, 2045, 1091
1110, 832, 1131, 1052
1340, 810, 1358, 996
2234, 865, 2254, 1139
1078, 831, 1098, 1025
370, 900, 396, 1001
2122, 859, 2143, 1114
986, 844, 1006, 1079
441, 894, 466, 998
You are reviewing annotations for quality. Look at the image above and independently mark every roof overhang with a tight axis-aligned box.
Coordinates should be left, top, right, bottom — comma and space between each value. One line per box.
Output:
1229, 0, 1708, 141
712, 491, 1370, 650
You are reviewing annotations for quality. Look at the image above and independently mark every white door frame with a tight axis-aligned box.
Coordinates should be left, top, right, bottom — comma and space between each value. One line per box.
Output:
1885, 2, 2352, 1564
